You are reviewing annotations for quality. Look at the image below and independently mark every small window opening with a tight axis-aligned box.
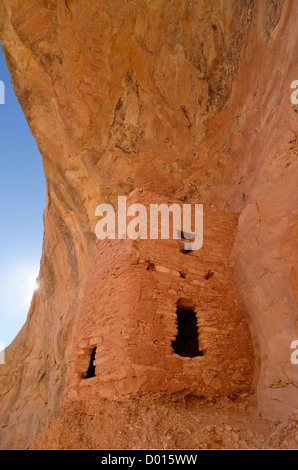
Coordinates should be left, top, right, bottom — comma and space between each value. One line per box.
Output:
85, 346, 97, 378
172, 304, 203, 357
177, 230, 194, 254
204, 270, 214, 280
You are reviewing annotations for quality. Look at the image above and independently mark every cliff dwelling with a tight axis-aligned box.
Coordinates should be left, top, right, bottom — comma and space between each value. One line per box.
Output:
72, 190, 255, 399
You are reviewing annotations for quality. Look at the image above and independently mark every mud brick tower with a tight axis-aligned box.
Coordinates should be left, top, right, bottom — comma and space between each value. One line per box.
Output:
67, 189, 255, 401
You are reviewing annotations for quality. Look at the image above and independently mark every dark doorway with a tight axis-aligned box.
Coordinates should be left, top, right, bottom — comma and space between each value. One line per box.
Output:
85, 346, 97, 378
172, 305, 203, 357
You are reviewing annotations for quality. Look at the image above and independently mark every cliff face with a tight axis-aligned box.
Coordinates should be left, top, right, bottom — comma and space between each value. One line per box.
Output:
0, 0, 297, 449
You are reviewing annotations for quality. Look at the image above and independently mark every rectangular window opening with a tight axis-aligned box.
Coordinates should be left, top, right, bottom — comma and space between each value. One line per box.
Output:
85, 346, 97, 379
172, 303, 204, 358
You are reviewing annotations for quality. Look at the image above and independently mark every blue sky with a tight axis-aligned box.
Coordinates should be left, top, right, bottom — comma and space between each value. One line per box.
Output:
0, 44, 46, 347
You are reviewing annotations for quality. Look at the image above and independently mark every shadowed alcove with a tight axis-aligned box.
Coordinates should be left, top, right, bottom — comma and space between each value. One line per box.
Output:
85, 346, 97, 379
172, 301, 204, 358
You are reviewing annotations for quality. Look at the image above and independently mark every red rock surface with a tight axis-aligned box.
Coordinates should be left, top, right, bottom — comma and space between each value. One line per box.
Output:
0, 0, 297, 449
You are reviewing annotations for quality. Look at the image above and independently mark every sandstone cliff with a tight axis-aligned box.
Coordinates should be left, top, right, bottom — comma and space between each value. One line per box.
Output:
0, 0, 297, 449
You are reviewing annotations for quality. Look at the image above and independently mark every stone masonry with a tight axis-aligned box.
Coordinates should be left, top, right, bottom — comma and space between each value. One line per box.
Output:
66, 189, 255, 402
